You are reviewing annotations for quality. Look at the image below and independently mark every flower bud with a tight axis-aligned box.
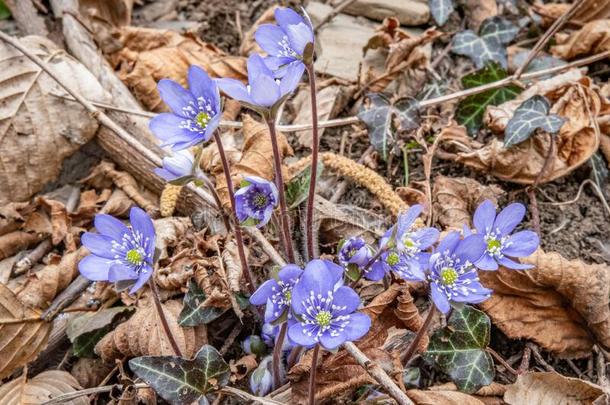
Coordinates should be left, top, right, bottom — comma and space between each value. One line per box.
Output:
250, 356, 273, 396
242, 335, 267, 357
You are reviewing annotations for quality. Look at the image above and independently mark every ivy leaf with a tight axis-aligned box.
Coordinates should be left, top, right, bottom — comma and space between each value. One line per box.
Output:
590, 152, 609, 200
452, 17, 518, 69
423, 306, 494, 393
129, 345, 230, 404
178, 279, 226, 326
286, 162, 324, 209
456, 62, 521, 134
504, 95, 565, 147
0, 1, 10, 20
429, 0, 454, 26
66, 307, 133, 358
512, 51, 565, 78
358, 94, 420, 161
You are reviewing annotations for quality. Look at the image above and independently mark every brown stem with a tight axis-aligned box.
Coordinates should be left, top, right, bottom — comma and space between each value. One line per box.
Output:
305, 63, 319, 261
308, 344, 321, 405
213, 132, 256, 294
401, 306, 436, 365
486, 347, 519, 375
272, 322, 288, 389
350, 246, 388, 288
265, 118, 295, 263
148, 278, 183, 357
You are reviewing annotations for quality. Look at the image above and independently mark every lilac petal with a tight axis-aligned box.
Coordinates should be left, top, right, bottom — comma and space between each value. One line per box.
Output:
255, 24, 288, 57
288, 322, 318, 347
365, 262, 386, 281
80, 233, 115, 259
263, 298, 281, 323
396, 204, 423, 237
430, 284, 451, 314
494, 203, 526, 236
203, 113, 222, 142
129, 207, 155, 256
278, 264, 303, 284
94, 214, 129, 241
250, 73, 281, 107
257, 208, 272, 228
187, 65, 216, 101
293, 259, 335, 303
323, 260, 345, 288
413, 227, 440, 249
350, 248, 369, 267
279, 62, 304, 97
149, 113, 191, 142
475, 253, 499, 271
154, 168, 176, 181
130, 268, 153, 294
285, 22, 312, 54
250, 279, 278, 305
169, 136, 206, 152
332, 286, 361, 315
108, 264, 139, 282
247, 54, 275, 81
343, 312, 371, 341
275, 7, 305, 30
216, 78, 252, 104
473, 200, 496, 234
263, 56, 295, 76
454, 234, 486, 264
320, 330, 346, 350
436, 231, 461, 255
78, 255, 112, 281
498, 256, 534, 270
452, 287, 492, 303
502, 230, 539, 257
157, 79, 195, 116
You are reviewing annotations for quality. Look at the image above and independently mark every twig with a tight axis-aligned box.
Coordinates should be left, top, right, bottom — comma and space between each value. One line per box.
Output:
308, 344, 321, 405
40, 275, 91, 321
148, 278, 183, 357
0, 316, 41, 325
486, 347, 519, 375
517, 346, 531, 374
313, 0, 359, 32
12, 239, 53, 276
41, 383, 149, 405
343, 342, 414, 405
526, 342, 555, 372
514, 0, 586, 79
219, 321, 243, 355
401, 306, 436, 365
221, 386, 285, 405
244, 227, 286, 267
594, 346, 609, 388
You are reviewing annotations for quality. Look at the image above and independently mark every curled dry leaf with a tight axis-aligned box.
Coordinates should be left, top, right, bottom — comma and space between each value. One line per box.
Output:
94, 299, 207, 362
0, 370, 87, 405
532, 0, 610, 26
0, 283, 51, 380
0, 231, 45, 261
106, 26, 247, 111
551, 19, 610, 60
504, 372, 608, 404
407, 382, 506, 405
0, 35, 107, 205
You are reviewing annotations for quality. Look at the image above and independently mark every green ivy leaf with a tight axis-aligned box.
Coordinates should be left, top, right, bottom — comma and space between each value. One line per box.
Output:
456, 62, 521, 135
286, 162, 323, 209
429, 0, 454, 26
66, 307, 133, 358
129, 345, 230, 404
423, 305, 494, 393
0, 1, 10, 20
178, 279, 226, 326
504, 95, 565, 147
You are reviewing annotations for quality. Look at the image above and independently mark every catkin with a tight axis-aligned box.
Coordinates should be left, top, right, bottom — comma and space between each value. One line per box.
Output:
159, 184, 182, 217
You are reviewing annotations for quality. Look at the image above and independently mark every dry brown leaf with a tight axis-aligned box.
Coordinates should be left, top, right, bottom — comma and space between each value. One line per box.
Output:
504, 372, 608, 404
480, 249, 610, 358
70, 357, 115, 388
0, 202, 32, 236
0, 370, 87, 405
461, 0, 498, 30
0, 231, 45, 261
0, 35, 107, 205
407, 389, 487, 405
0, 283, 51, 380
552, 19, 610, 60
107, 26, 247, 111
533, 0, 610, 26
94, 299, 207, 362
230, 354, 258, 382
80, 0, 133, 27
99, 188, 134, 217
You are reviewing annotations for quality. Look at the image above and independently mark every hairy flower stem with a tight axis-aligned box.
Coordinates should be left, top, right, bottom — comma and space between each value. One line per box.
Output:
401, 305, 436, 365
272, 322, 288, 389
213, 132, 256, 294
265, 118, 295, 263
308, 344, 321, 405
304, 63, 319, 261
149, 278, 183, 357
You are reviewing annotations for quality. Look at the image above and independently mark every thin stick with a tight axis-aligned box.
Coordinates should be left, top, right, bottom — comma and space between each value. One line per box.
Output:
517, 346, 532, 374
486, 347, 519, 375
305, 62, 320, 261
0, 316, 41, 325
213, 132, 256, 294
343, 342, 414, 405
220, 386, 285, 405
42, 383, 150, 405
308, 344, 321, 405
401, 306, 436, 365
265, 118, 295, 263
272, 323, 288, 389
244, 227, 286, 267
313, 0, 359, 32
149, 278, 183, 357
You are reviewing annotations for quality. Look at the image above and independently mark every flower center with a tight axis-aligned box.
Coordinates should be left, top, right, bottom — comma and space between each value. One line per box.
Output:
347, 248, 357, 258
403, 237, 415, 248
283, 290, 291, 301
440, 267, 458, 286
315, 311, 332, 327
487, 238, 502, 253
386, 252, 400, 266
195, 112, 211, 128
253, 193, 268, 208
125, 249, 143, 265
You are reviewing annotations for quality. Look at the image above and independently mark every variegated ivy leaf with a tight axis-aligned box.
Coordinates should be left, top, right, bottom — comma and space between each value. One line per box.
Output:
129, 345, 230, 404
590, 152, 609, 200
429, 0, 454, 26
504, 95, 565, 147
423, 305, 494, 393
358, 94, 421, 161
452, 16, 518, 69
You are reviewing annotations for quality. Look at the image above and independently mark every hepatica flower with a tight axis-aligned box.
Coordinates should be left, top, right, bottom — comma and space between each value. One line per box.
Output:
338, 237, 373, 268
216, 54, 303, 111
250, 263, 303, 323
150, 66, 221, 151
472, 200, 539, 270
79, 207, 155, 294
255, 7, 314, 76
154, 149, 197, 182
235, 176, 279, 228
288, 259, 371, 350
428, 231, 491, 314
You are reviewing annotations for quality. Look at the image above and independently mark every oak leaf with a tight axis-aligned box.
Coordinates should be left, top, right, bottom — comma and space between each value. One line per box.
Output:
504, 372, 608, 404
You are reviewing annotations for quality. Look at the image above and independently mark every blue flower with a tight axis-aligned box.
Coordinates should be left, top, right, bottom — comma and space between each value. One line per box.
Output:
472, 200, 540, 270
262, 323, 294, 351
337, 237, 373, 268
428, 231, 491, 314
242, 335, 267, 357
150, 66, 221, 151
250, 263, 303, 323
78, 207, 156, 294
255, 7, 313, 77
154, 150, 197, 182
250, 356, 273, 396
288, 259, 371, 350
235, 176, 279, 228
216, 54, 303, 110
371, 249, 427, 282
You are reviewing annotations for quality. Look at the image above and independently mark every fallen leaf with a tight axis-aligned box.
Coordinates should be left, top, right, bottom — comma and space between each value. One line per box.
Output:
342, 0, 430, 25
429, 0, 454, 26
80, 0, 134, 27
0, 283, 51, 380
67, 306, 134, 357
0, 370, 87, 405
406, 389, 487, 404
0, 231, 45, 261
503, 95, 565, 147
551, 19, 610, 60
532, 0, 610, 26
71, 357, 115, 388
504, 372, 608, 404
0, 35, 107, 205
178, 279, 225, 326
461, 0, 498, 31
